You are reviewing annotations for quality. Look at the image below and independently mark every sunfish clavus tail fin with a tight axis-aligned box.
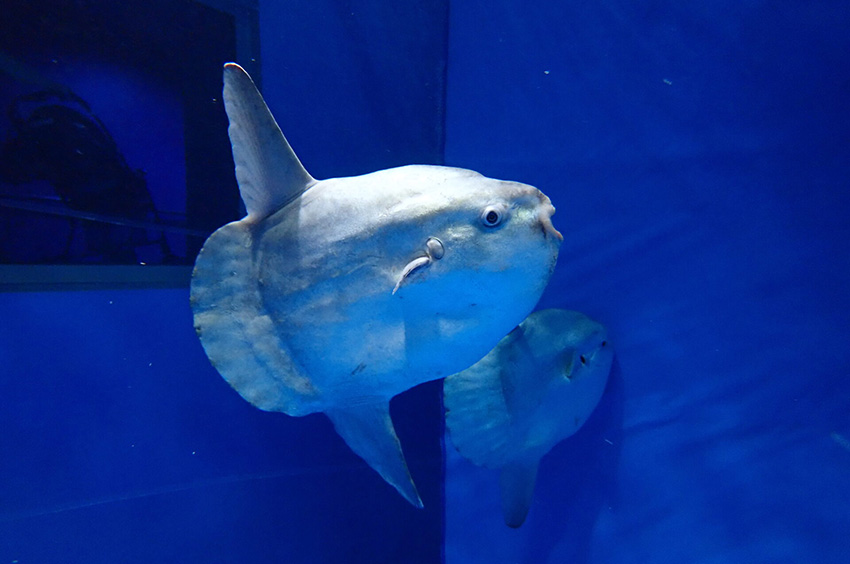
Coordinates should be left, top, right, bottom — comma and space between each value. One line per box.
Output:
191, 63, 323, 417
500, 459, 540, 528
222, 62, 314, 221
191, 222, 319, 416
326, 403, 423, 508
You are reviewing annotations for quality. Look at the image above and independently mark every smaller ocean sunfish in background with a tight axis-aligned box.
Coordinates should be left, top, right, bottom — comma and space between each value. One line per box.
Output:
443, 309, 613, 527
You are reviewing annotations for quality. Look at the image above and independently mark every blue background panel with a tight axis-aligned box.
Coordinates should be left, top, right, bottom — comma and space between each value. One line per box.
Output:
258, 0, 448, 178
0, 290, 442, 563
444, 1, 850, 563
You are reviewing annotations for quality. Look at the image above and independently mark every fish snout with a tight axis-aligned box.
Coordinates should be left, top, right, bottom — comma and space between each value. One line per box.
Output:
536, 192, 563, 242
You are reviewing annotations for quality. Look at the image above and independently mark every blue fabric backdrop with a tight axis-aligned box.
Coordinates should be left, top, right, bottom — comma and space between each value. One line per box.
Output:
443, 1, 850, 563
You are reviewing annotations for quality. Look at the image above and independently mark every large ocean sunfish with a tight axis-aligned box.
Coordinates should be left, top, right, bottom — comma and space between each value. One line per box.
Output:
190, 63, 563, 507
443, 309, 612, 526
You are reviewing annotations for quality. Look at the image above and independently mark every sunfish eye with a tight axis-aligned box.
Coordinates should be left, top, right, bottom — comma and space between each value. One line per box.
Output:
580, 355, 587, 365
480, 205, 505, 228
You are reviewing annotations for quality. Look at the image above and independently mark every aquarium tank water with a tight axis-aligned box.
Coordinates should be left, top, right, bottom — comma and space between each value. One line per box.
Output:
2, 1, 848, 563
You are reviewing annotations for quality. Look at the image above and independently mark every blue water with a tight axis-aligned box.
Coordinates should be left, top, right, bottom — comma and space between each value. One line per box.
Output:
2, 1, 849, 563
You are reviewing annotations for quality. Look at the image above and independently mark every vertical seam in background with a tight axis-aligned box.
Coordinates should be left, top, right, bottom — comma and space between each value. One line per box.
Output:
437, 0, 452, 167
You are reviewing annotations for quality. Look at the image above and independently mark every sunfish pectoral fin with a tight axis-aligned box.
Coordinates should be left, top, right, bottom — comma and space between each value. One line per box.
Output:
222, 63, 315, 222
499, 459, 540, 528
325, 403, 423, 508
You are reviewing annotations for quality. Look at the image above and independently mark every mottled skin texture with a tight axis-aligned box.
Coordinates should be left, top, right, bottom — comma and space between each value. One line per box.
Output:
257, 166, 561, 404
193, 165, 561, 414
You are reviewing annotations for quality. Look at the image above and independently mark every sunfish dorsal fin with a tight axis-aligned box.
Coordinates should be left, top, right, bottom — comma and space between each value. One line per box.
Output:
222, 63, 315, 221
326, 403, 423, 508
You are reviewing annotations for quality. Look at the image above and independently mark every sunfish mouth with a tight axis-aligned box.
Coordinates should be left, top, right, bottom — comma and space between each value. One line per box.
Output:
536, 192, 563, 242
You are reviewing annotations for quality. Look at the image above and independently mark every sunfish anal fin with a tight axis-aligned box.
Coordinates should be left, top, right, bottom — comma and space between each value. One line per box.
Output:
326, 403, 423, 508
222, 63, 315, 222
499, 459, 540, 528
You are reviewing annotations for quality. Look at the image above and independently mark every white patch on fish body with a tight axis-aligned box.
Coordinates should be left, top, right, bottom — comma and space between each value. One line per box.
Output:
191, 64, 562, 508
443, 309, 613, 527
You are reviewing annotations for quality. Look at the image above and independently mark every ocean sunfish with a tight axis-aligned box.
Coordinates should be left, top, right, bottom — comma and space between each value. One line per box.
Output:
443, 309, 612, 526
190, 63, 563, 507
